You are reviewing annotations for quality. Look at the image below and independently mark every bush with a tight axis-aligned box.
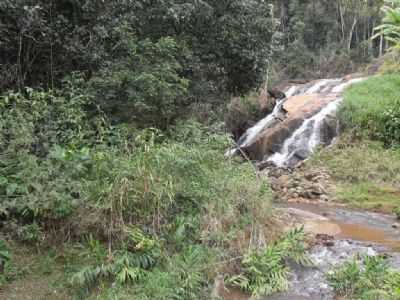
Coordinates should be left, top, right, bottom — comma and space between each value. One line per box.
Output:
229, 227, 310, 297
0, 82, 272, 298
90, 34, 189, 128
225, 94, 267, 141
0, 84, 102, 222
0, 239, 12, 285
339, 74, 400, 146
328, 256, 400, 299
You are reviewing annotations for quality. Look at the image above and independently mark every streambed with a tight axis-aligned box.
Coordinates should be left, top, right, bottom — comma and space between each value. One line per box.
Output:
219, 203, 400, 300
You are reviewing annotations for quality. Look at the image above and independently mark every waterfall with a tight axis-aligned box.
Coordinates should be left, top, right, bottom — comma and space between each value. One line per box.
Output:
267, 99, 342, 167
225, 85, 300, 156
266, 77, 365, 167
226, 76, 365, 166
236, 98, 285, 148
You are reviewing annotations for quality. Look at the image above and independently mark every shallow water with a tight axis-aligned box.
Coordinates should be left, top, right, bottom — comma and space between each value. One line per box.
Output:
286, 202, 400, 250
219, 203, 400, 300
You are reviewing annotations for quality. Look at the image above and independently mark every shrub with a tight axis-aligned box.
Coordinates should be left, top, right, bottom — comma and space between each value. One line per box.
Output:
0, 83, 272, 298
229, 227, 311, 297
328, 255, 400, 299
0, 84, 101, 223
0, 239, 11, 285
89, 34, 189, 129
225, 94, 266, 141
0, 240, 10, 271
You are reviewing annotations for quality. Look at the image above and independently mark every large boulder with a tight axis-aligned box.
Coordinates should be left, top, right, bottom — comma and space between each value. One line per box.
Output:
243, 93, 338, 161
229, 76, 365, 166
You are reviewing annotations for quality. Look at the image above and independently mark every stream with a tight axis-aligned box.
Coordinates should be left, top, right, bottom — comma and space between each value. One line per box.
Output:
220, 203, 400, 300
223, 76, 400, 299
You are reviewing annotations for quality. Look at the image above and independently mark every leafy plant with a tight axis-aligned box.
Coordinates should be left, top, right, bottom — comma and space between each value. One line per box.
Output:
71, 227, 160, 291
16, 223, 43, 244
394, 207, 400, 220
0, 240, 10, 271
328, 255, 400, 299
380, 100, 400, 147
0, 239, 11, 285
374, 0, 400, 51
229, 227, 311, 297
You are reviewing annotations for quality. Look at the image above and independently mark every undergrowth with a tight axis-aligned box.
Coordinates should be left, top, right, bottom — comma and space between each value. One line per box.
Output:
0, 84, 274, 298
308, 136, 400, 213
328, 255, 400, 299
339, 74, 400, 147
229, 227, 311, 297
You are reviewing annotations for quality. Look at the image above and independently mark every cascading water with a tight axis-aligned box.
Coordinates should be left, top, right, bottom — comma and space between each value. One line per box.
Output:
267, 98, 341, 167
227, 76, 365, 166
225, 85, 300, 156
266, 77, 365, 167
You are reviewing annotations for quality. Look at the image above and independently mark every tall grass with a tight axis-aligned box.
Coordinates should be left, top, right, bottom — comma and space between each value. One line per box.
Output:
339, 74, 400, 146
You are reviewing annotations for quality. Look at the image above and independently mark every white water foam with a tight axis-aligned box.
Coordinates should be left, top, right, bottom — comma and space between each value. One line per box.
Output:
226, 77, 365, 163
268, 99, 342, 167
225, 85, 300, 157
331, 77, 364, 93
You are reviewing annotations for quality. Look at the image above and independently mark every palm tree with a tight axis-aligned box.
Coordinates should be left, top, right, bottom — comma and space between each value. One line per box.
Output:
374, 0, 400, 51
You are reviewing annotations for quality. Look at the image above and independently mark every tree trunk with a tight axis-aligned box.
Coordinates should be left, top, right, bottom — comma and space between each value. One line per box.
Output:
339, 2, 346, 43
348, 17, 357, 52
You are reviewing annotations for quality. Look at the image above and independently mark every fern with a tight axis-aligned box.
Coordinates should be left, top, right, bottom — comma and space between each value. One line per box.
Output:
328, 255, 400, 299
71, 228, 160, 291
229, 227, 310, 297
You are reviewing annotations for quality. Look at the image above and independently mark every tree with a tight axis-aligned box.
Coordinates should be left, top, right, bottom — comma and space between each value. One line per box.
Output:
374, 0, 400, 52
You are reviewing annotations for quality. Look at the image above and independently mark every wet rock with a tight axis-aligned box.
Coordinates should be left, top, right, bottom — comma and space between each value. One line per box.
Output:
321, 115, 338, 144
315, 234, 335, 247
320, 195, 329, 202
229, 77, 366, 168
256, 160, 275, 170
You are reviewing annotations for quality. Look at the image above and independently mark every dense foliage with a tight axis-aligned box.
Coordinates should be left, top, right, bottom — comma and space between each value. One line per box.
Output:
0, 85, 273, 297
328, 255, 400, 299
0, 0, 388, 128
271, 0, 384, 80
0, 0, 278, 128
1, 0, 399, 298
229, 227, 310, 297
374, 0, 400, 51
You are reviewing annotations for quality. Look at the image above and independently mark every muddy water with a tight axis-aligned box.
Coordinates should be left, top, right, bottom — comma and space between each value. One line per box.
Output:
219, 203, 400, 300
287, 202, 400, 251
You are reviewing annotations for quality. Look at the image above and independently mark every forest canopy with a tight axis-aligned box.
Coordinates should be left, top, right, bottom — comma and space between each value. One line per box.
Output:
0, 0, 386, 127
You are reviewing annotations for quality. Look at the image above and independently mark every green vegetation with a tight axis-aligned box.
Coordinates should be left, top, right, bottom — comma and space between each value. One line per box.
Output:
1, 0, 399, 298
339, 74, 400, 146
309, 137, 400, 213
309, 74, 400, 213
0, 240, 11, 284
394, 207, 400, 220
229, 227, 310, 297
0, 86, 273, 298
374, 0, 400, 52
328, 256, 400, 299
